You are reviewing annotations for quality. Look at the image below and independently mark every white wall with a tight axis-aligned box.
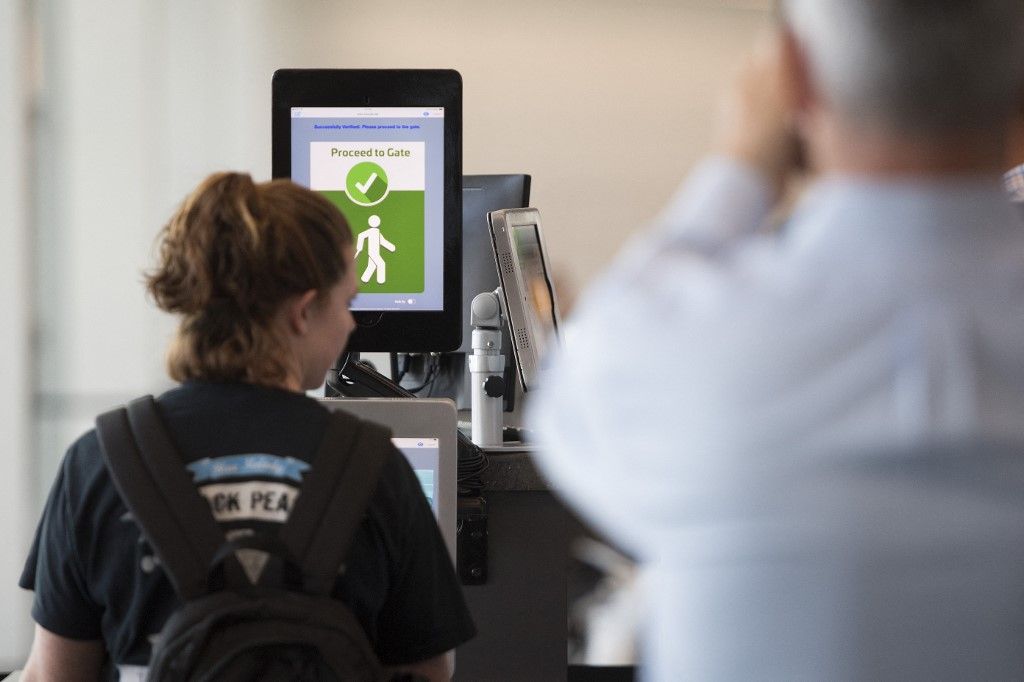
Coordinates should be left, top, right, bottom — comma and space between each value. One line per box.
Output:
266, 0, 770, 298
5, 0, 769, 667
0, 0, 36, 670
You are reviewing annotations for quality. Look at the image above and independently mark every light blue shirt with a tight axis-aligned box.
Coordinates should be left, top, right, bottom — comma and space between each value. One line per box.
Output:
1004, 161, 1024, 201
530, 158, 1024, 680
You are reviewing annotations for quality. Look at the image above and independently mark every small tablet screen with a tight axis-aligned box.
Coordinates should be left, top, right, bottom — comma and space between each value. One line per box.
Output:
290, 107, 445, 312
511, 223, 557, 362
488, 208, 562, 391
391, 436, 440, 512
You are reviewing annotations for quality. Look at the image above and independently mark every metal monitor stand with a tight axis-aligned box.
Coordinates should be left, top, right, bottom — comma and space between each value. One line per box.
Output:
468, 289, 506, 446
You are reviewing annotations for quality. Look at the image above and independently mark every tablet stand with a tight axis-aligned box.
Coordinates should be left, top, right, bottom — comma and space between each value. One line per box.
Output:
468, 290, 506, 446
327, 352, 414, 399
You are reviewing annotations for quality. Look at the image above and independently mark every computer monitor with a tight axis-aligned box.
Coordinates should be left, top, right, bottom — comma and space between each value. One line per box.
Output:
488, 208, 562, 392
272, 69, 463, 352
394, 175, 530, 411
458, 175, 531, 354
318, 397, 458, 560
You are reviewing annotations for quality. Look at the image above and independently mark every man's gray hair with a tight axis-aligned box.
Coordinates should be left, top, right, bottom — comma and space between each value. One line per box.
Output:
782, 0, 1024, 133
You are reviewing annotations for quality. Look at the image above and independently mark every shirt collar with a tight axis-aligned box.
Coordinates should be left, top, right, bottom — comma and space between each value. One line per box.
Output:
784, 172, 1020, 255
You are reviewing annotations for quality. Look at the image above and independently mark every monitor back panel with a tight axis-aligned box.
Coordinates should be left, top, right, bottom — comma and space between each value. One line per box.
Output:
319, 397, 458, 559
459, 174, 531, 354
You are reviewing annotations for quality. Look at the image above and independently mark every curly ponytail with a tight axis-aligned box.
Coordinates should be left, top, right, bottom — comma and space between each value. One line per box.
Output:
146, 172, 353, 385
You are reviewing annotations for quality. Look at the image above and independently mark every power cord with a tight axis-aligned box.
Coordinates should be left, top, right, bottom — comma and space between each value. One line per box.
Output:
401, 353, 441, 395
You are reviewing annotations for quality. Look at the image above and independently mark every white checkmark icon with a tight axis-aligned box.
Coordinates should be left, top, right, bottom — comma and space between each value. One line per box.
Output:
355, 172, 378, 195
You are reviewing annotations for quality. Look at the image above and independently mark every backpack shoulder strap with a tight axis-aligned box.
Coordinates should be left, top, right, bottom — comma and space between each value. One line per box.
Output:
95, 395, 223, 600
280, 409, 392, 595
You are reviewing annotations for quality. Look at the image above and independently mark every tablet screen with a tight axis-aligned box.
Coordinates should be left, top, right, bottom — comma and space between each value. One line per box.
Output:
391, 436, 440, 513
489, 208, 562, 391
273, 69, 462, 352
512, 223, 557, 362
290, 106, 445, 312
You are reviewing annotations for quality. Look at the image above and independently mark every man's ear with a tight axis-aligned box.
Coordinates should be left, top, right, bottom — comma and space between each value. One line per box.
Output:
285, 289, 320, 336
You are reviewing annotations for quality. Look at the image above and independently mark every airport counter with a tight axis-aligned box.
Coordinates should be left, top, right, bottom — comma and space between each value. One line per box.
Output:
454, 449, 635, 682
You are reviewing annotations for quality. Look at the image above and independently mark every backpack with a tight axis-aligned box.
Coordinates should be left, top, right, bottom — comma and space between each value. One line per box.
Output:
95, 395, 392, 682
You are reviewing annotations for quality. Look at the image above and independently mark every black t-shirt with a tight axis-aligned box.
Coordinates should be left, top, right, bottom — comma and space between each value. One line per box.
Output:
20, 381, 475, 670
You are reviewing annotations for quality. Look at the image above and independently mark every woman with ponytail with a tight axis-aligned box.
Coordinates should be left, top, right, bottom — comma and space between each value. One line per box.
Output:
19, 173, 474, 681
149, 172, 357, 388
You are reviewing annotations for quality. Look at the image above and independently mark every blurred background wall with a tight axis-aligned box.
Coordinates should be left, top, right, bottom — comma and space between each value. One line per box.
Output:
0, 0, 769, 669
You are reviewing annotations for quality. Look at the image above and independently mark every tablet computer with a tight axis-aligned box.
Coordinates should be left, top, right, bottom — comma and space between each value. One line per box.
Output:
318, 397, 458, 560
273, 69, 462, 352
488, 207, 563, 392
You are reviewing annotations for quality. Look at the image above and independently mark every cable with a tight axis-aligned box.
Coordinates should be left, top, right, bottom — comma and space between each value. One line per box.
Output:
424, 354, 441, 397
403, 354, 440, 394
457, 434, 488, 496
324, 352, 354, 398
393, 353, 410, 384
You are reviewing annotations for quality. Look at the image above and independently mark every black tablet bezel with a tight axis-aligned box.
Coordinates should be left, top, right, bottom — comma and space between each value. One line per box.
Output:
272, 69, 462, 352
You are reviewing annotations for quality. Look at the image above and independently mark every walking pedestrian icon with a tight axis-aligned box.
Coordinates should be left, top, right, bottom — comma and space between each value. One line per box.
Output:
355, 215, 396, 284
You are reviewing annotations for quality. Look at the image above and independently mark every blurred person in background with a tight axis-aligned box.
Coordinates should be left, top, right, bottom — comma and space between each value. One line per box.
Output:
531, 1, 1024, 680
1004, 101, 1024, 202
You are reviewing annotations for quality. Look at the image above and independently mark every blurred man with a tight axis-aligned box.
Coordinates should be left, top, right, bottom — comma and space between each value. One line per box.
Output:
531, 1, 1024, 679
1004, 105, 1024, 201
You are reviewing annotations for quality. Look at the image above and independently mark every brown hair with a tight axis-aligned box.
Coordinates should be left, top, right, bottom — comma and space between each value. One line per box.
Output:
146, 172, 353, 385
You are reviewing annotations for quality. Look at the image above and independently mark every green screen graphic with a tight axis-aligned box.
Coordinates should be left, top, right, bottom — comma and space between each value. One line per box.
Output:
310, 140, 426, 297
323, 190, 425, 293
